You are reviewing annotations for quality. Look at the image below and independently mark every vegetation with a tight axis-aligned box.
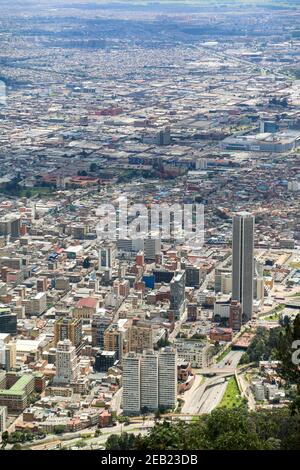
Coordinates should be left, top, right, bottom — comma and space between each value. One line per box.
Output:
240, 326, 283, 365
105, 408, 300, 450
277, 314, 300, 415
1, 431, 35, 444
53, 425, 66, 435
216, 346, 232, 363
217, 377, 246, 409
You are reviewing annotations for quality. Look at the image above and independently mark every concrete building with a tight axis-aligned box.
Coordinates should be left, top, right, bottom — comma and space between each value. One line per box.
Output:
122, 352, 141, 416
169, 270, 186, 320
232, 212, 254, 322
91, 313, 111, 349
54, 317, 82, 347
158, 347, 177, 411
129, 320, 153, 354
54, 339, 79, 385
0, 308, 17, 335
122, 347, 177, 415
104, 323, 123, 361
0, 374, 35, 413
229, 300, 242, 331
0, 406, 7, 442
141, 349, 158, 412
24, 292, 47, 316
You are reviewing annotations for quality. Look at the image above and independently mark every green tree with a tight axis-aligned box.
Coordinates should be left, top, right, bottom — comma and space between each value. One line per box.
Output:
277, 314, 300, 414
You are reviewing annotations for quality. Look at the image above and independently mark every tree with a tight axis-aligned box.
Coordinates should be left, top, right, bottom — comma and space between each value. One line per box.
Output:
53, 425, 66, 435
277, 314, 300, 414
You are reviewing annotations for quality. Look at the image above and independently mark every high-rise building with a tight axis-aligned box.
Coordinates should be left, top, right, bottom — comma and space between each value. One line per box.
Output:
54, 317, 82, 347
158, 347, 177, 411
144, 238, 161, 261
99, 243, 116, 271
91, 313, 111, 349
122, 348, 177, 415
0, 308, 17, 336
37, 277, 48, 293
104, 323, 123, 361
215, 268, 231, 294
94, 351, 117, 372
169, 270, 186, 320
140, 350, 158, 412
129, 320, 153, 354
0, 215, 21, 240
0, 406, 7, 442
185, 265, 201, 288
229, 300, 242, 331
55, 339, 79, 385
232, 212, 254, 322
122, 352, 141, 416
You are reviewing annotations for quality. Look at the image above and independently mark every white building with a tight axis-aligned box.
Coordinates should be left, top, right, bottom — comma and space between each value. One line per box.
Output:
55, 339, 79, 385
141, 350, 158, 412
122, 352, 141, 416
0, 406, 7, 442
158, 347, 177, 411
122, 348, 177, 415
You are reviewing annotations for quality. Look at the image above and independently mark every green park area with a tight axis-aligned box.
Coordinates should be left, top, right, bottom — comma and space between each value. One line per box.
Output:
218, 377, 245, 409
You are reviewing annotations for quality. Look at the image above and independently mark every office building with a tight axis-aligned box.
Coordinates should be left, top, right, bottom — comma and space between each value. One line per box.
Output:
54, 317, 82, 347
0, 215, 21, 240
215, 270, 232, 296
94, 351, 117, 372
55, 339, 79, 385
185, 265, 201, 288
0, 374, 35, 413
232, 212, 254, 322
104, 323, 123, 361
0, 308, 17, 336
229, 300, 242, 331
144, 238, 161, 261
91, 313, 111, 349
169, 270, 186, 320
129, 320, 153, 354
24, 292, 47, 316
99, 243, 116, 270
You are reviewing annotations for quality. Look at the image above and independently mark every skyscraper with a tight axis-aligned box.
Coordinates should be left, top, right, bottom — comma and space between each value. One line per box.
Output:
91, 313, 111, 349
55, 339, 79, 385
122, 348, 177, 416
169, 270, 186, 320
158, 347, 177, 411
54, 317, 82, 347
232, 212, 254, 322
122, 352, 141, 416
140, 350, 158, 412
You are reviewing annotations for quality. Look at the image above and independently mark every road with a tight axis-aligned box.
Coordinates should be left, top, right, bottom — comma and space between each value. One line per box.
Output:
182, 350, 243, 415
26, 420, 155, 450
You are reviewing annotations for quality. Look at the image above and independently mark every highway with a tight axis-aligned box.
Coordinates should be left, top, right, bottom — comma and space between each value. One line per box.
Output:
182, 350, 243, 415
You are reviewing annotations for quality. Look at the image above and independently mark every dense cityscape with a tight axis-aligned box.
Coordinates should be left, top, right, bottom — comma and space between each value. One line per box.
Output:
0, 0, 299, 454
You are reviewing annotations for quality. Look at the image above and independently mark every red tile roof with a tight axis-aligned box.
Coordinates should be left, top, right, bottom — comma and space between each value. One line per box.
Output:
76, 297, 98, 309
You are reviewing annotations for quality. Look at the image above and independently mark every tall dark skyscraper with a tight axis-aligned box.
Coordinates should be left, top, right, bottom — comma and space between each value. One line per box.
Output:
232, 212, 254, 322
